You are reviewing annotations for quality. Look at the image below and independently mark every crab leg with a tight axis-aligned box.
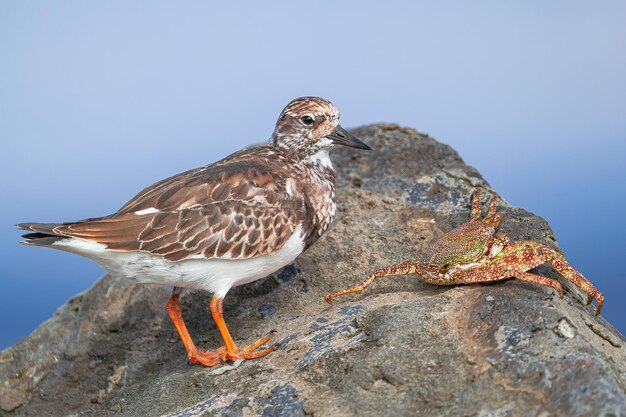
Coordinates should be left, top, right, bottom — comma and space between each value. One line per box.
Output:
537, 246, 604, 314
470, 188, 483, 221
448, 263, 563, 307
449, 263, 564, 301
499, 242, 603, 314
469, 189, 500, 226
484, 194, 499, 220
485, 241, 602, 315
507, 271, 564, 298
325, 260, 420, 304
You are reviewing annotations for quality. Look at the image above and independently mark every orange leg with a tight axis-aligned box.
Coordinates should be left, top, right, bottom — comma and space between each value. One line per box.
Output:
166, 291, 276, 366
166, 291, 222, 366
209, 294, 276, 362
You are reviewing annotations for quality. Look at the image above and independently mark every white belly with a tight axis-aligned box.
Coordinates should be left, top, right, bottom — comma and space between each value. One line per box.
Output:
52, 225, 305, 298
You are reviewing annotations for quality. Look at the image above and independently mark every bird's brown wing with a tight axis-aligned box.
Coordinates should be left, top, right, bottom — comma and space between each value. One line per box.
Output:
36, 200, 301, 261
21, 147, 306, 260
115, 147, 286, 214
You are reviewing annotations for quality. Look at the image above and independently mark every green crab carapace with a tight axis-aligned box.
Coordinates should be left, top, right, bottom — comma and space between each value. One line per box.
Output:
325, 188, 604, 315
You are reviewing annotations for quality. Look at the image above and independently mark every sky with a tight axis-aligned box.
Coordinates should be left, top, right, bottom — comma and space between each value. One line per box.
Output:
1, 1, 625, 349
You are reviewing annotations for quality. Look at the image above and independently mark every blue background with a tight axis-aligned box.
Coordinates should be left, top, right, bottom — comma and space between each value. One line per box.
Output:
1, 1, 625, 349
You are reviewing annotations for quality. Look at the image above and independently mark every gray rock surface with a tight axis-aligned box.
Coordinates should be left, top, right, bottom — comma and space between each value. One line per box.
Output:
2, 124, 624, 417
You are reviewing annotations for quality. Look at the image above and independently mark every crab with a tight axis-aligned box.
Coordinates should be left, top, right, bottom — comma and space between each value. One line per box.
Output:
325, 188, 604, 315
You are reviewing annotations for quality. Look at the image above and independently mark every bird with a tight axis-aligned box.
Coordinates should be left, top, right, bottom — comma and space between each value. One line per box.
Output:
18, 96, 370, 367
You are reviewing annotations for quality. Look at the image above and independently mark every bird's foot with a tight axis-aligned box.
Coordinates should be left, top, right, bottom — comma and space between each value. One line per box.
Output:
189, 331, 277, 366
188, 346, 225, 367
231, 330, 277, 360
225, 330, 277, 361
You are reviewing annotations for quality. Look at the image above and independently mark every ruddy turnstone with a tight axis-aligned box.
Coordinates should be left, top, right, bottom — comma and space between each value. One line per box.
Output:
18, 97, 370, 366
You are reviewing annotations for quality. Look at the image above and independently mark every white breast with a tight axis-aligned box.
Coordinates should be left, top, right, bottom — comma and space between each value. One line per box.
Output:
52, 225, 305, 298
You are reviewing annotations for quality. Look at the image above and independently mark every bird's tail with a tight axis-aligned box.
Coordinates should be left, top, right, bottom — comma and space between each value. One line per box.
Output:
17, 222, 68, 247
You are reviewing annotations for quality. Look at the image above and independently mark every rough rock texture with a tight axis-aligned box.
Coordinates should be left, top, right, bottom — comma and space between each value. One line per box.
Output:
2, 124, 625, 417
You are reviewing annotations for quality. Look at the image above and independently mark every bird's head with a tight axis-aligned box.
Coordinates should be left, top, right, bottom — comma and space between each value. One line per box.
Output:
272, 97, 370, 160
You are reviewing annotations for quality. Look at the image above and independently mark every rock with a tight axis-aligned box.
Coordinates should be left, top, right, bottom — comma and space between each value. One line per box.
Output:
1, 124, 624, 416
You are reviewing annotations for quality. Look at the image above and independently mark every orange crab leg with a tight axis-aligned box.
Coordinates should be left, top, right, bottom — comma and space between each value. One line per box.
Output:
451, 242, 603, 315
325, 260, 420, 303
470, 188, 483, 221
469, 188, 500, 226
485, 193, 499, 218
497, 242, 603, 315
538, 246, 604, 314
508, 271, 564, 298
449, 264, 564, 300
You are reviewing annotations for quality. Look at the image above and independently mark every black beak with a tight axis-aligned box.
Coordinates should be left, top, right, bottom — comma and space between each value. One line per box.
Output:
327, 126, 371, 150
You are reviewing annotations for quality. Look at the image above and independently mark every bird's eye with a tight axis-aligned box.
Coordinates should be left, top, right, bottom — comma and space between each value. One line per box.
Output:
300, 115, 315, 126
